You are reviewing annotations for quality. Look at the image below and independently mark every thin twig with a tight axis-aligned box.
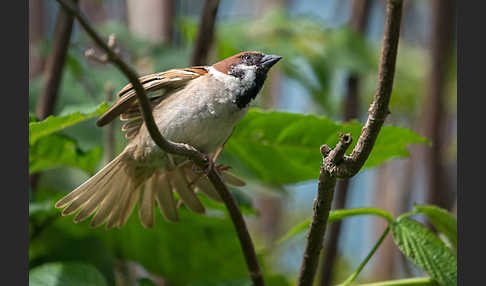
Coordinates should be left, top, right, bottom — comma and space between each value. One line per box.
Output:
297, 1, 404, 285
338, 226, 390, 286
191, 0, 220, 66
55, 1, 264, 285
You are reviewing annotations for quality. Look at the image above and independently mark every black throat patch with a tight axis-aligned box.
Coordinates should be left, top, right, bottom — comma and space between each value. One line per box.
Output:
231, 68, 267, 109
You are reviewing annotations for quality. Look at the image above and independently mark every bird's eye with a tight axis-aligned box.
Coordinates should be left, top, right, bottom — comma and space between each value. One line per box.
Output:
242, 54, 250, 61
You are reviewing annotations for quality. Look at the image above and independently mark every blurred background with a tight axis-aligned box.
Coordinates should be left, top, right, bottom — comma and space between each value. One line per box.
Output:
29, 0, 457, 285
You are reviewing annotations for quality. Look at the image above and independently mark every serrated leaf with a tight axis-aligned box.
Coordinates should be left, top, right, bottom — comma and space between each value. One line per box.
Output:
414, 205, 457, 250
29, 102, 109, 144
29, 133, 102, 174
391, 218, 457, 286
29, 262, 108, 286
225, 109, 428, 184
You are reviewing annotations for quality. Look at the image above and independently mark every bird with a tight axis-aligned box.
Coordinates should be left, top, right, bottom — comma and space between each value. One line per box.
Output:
55, 51, 282, 229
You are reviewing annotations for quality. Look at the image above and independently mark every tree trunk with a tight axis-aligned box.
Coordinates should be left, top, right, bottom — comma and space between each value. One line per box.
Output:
423, 0, 456, 210
191, 0, 220, 66
126, 0, 173, 43
80, 0, 108, 24
371, 163, 404, 280
29, 0, 45, 79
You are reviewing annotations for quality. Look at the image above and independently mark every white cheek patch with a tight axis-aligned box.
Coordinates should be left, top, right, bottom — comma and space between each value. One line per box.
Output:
234, 64, 257, 90
208, 65, 257, 96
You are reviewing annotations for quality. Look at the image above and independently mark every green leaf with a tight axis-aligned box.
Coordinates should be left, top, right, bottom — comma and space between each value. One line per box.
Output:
29, 102, 109, 144
225, 109, 428, 184
391, 218, 457, 286
94, 208, 251, 285
29, 200, 56, 217
338, 227, 391, 286
413, 205, 457, 250
277, 207, 393, 245
29, 262, 108, 286
30, 112, 38, 123
276, 218, 311, 245
29, 133, 102, 174
353, 277, 438, 286
197, 192, 258, 216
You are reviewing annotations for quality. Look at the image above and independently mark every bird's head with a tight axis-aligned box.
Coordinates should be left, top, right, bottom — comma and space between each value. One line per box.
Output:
211, 51, 282, 108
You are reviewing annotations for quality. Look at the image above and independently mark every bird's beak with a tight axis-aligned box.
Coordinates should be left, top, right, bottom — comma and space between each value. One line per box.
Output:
260, 54, 283, 69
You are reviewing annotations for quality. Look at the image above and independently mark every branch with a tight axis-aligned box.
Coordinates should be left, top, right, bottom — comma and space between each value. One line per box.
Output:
297, 1, 404, 285
297, 134, 352, 286
191, 0, 220, 66
334, 0, 404, 179
55, 1, 264, 285
36, 0, 78, 119
319, 1, 372, 285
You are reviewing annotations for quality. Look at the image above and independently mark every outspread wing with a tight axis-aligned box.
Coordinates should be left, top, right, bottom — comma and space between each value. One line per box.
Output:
96, 67, 208, 139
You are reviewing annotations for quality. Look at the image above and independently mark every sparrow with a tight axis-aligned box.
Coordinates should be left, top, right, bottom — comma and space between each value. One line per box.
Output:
55, 51, 282, 229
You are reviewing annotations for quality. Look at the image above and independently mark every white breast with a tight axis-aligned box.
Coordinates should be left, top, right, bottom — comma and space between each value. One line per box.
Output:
133, 71, 249, 164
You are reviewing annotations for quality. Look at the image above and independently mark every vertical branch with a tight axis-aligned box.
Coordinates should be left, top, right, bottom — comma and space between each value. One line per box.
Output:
424, 0, 456, 210
35, 0, 78, 119
191, 0, 220, 66
297, 1, 404, 285
29, 0, 45, 78
319, 1, 372, 285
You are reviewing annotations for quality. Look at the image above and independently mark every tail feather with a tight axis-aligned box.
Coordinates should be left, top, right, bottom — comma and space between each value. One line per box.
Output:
55, 150, 144, 228
153, 171, 179, 222
60, 155, 125, 217
104, 175, 136, 229
117, 181, 141, 228
182, 167, 222, 202
90, 173, 133, 228
55, 153, 127, 209
56, 150, 246, 229
74, 170, 128, 224
138, 176, 156, 228
169, 169, 205, 214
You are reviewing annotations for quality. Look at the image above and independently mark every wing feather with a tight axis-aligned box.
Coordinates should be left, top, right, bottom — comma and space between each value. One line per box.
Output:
96, 67, 208, 133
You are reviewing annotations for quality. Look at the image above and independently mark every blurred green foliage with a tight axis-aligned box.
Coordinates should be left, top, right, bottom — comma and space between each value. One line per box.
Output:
225, 109, 427, 185
29, 262, 108, 286
28, 8, 455, 285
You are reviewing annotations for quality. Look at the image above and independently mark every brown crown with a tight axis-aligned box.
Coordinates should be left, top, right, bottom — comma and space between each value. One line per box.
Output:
212, 51, 264, 74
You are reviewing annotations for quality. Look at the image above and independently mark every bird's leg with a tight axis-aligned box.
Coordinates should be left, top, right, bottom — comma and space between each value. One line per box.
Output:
188, 146, 231, 187
189, 130, 235, 186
